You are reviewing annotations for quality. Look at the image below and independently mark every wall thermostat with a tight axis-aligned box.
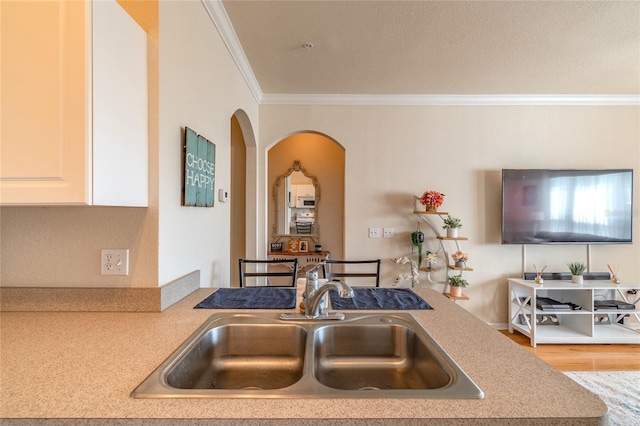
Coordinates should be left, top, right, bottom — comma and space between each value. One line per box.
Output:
218, 188, 229, 202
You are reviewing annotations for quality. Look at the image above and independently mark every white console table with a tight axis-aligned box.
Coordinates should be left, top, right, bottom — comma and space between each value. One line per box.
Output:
508, 278, 640, 347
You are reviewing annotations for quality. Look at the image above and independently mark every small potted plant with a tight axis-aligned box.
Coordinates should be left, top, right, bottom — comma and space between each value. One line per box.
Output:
451, 250, 469, 268
567, 261, 586, 284
442, 215, 462, 238
448, 275, 469, 297
419, 190, 445, 212
423, 250, 439, 270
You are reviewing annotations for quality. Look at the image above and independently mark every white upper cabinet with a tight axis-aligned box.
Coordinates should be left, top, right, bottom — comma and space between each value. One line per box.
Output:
0, 0, 148, 206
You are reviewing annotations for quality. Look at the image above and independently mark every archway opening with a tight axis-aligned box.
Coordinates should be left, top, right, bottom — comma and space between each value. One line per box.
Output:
267, 132, 345, 260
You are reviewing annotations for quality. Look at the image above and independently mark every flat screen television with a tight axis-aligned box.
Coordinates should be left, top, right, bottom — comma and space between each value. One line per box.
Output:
501, 169, 633, 244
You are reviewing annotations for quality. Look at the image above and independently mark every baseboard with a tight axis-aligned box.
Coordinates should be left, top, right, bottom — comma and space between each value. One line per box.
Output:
487, 322, 509, 330
0, 270, 200, 312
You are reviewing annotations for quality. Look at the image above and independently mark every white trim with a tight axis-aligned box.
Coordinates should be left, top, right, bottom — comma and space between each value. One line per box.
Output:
203, 1, 639, 107
201, 0, 263, 103
488, 322, 510, 330
261, 94, 640, 106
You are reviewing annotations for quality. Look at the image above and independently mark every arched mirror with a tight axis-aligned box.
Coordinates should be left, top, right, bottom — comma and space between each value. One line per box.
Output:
272, 160, 320, 243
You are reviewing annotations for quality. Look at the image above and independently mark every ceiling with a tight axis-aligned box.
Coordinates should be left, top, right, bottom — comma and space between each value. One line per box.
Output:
217, 0, 639, 101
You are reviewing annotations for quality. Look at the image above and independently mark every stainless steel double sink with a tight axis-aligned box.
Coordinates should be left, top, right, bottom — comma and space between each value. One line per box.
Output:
131, 312, 483, 399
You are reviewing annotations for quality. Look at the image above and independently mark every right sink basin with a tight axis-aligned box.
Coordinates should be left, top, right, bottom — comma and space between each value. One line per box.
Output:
313, 322, 452, 391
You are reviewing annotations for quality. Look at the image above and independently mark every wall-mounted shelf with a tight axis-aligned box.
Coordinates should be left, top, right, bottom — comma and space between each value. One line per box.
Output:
449, 266, 474, 271
437, 236, 469, 241
444, 293, 470, 301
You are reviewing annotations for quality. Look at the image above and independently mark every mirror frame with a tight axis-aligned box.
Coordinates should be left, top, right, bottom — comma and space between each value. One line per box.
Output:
272, 160, 321, 243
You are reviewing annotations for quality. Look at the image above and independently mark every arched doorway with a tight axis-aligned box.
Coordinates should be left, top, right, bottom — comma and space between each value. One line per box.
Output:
268, 132, 345, 260
230, 110, 257, 287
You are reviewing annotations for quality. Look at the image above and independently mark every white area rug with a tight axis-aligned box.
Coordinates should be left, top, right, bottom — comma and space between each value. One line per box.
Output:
565, 371, 640, 426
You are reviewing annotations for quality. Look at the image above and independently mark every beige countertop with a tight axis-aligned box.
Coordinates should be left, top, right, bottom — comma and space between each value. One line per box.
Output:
0, 287, 607, 425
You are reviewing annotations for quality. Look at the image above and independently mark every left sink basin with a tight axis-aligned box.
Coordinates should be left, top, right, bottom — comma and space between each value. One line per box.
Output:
166, 323, 307, 390
132, 314, 307, 397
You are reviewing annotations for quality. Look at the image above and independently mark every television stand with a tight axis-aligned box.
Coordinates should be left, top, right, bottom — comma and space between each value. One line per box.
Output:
508, 278, 639, 347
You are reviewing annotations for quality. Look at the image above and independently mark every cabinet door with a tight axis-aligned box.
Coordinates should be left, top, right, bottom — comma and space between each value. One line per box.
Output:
1, 1, 90, 204
92, 0, 148, 206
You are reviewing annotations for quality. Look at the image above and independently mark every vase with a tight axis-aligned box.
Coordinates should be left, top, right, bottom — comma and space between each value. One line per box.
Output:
425, 204, 437, 212
449, 285, 462, 297
571, 275, 583, 284
447, 228, 459, 238
455, 260, 466, 269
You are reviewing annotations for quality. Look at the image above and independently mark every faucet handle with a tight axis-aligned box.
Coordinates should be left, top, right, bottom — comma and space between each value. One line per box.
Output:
306, 260, 325, 281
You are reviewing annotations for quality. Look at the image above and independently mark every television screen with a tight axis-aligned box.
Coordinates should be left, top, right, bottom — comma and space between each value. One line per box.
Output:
501, 169, 633, 244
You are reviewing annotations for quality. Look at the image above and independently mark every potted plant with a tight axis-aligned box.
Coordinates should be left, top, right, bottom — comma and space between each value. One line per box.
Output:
419, 190, 445, 212
567, 261, 586, 284
448, 275, 469, 297
451, 250, 469, 268
411, 226, 425, 267
442, 215, 462, 238
424, 250, 439, 270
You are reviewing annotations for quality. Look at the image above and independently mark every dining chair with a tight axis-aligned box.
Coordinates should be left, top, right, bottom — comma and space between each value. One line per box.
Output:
295, 221, 313, 234
321, 259, 382, 287
238, 259, 299, 287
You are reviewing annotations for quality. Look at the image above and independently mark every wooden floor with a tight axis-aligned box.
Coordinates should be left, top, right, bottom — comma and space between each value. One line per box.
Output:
500, 330, 640, 372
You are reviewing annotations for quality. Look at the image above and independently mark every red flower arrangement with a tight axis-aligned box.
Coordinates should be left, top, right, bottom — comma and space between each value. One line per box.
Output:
419, 190, 445, 209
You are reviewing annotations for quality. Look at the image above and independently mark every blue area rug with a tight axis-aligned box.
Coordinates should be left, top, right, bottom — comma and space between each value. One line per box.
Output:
329, 288, 433, 310
194, 287, 297, 309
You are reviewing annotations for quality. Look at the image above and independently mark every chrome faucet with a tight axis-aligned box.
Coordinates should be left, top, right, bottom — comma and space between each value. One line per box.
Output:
304, 262, 354, 319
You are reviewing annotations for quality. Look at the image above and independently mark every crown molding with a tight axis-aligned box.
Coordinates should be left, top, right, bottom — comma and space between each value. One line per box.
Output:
201, 0, 263, 103
260, 94, 640, 106
203, 2, 638, 107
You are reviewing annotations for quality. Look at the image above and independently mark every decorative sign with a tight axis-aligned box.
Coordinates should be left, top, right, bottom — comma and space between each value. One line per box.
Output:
287, 239, 300, 253
183, 127, 215, 207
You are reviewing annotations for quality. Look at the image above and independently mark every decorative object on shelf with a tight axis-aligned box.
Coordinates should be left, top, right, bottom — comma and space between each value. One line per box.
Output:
287, 239, 300, 253
452, 250, 469, 268
411, 223, 425, 267
442, 215, 462, 238
567, 261, 586, 284
392, 256, 419, 287
533, 264, 547, 284
314, 244, 323, 253
419, 190, 445, 212
607, 264, 620, 284
270, 242, 283, 252
424, 251, 439, 270
448, 275, 469, 297
298, 240, 309, 252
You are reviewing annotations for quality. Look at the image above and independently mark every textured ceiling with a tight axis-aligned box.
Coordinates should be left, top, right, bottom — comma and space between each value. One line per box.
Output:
221, 0, 640, 96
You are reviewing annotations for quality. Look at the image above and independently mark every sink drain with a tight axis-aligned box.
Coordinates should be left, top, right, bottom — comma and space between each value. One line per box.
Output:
358, 386, 380, 391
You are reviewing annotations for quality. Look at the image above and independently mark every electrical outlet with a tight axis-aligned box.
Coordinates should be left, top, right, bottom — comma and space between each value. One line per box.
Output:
368, 227, 381, 238
101, 249, 129, 275
383, 227, 394, 238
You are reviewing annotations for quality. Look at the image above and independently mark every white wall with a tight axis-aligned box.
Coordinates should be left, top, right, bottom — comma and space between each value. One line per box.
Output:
0, 2, 259, 290
259, 105, 640, 325
158, 1, 258, 287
